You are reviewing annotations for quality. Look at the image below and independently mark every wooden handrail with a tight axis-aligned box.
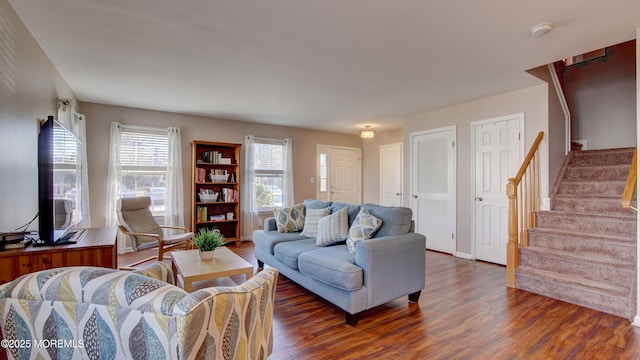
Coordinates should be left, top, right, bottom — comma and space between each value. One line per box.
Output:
621, 147, 637, 210
506, 131, 544, 288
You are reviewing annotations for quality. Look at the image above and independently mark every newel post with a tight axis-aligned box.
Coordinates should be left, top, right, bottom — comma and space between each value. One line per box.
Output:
506, 178, 518, 288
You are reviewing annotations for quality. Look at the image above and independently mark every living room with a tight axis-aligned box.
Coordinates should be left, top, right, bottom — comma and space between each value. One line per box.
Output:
2, 0, 640, 358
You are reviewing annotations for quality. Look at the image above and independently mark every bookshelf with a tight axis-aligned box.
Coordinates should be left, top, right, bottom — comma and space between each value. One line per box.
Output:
191, 141, 242, 245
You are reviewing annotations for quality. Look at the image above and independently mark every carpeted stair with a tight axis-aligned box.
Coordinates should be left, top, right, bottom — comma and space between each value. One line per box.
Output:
515, 147, 637, 319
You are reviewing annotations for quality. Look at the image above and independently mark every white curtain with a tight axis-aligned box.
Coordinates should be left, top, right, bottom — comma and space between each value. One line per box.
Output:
105, 122, 126, 252
241, 135, 257, 240
70, 112, 91, 228
165, 127, 185, 230
282, 138, 294, 207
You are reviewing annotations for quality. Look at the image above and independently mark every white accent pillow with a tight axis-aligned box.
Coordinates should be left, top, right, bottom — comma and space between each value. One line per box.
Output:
316, 208, 349, 246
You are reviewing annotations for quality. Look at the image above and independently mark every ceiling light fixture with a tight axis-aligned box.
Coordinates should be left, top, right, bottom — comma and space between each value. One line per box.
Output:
530, 22, 553, 37
360, 126, 375, 139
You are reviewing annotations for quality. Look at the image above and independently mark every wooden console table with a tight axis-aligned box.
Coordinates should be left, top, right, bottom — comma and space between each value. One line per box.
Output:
0, 227, 117, 285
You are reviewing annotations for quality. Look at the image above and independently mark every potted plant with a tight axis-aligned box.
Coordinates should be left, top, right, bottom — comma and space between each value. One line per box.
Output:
193, 228, 225, 260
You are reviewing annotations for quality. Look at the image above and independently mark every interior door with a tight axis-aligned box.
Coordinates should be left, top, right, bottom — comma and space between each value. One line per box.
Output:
330, 147, 361, 204
410, 126, 456, 254
473, 114, 523, 265
380, 143, 403, 206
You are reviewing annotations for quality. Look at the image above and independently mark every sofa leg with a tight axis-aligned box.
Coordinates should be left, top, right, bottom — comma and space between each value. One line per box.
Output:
257, 260, 264, 269
408, 290, 422, 303
345, 312, 359, 326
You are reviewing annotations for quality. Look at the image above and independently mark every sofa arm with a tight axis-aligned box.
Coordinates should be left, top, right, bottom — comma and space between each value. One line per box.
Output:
131, 261, 175, 285
355, 232, 426, 307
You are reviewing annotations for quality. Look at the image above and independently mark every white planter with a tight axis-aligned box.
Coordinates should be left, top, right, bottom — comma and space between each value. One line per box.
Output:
198, 250, 215, 260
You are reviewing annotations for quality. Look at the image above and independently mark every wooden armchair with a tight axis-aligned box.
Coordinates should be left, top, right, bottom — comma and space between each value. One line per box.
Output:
117, 196, 193, 269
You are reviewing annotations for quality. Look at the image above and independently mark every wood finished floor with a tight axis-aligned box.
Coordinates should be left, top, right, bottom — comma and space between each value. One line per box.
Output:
119, 243, 640, 360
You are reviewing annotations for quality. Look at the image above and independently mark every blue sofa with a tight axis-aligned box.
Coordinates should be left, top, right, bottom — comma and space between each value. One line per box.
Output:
253, 200, 426, 325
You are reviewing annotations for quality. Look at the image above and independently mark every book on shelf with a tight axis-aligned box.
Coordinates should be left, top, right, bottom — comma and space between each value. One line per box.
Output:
202, 151, 232, 164
221, 188, 238, 202
196, 168, 207, 183
1, 231, 30, 244
197, 206, 208, 223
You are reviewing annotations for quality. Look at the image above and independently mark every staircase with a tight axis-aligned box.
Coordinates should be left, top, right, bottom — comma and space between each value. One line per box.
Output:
515, 147, 637, 319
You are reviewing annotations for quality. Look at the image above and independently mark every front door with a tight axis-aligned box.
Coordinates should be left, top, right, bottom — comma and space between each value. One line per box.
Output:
472, 114, 523, 265
410, 126, 456, 254
330, 147, 361, 204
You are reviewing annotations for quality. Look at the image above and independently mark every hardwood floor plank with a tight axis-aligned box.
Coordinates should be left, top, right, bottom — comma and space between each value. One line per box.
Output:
119, 242, 640, 359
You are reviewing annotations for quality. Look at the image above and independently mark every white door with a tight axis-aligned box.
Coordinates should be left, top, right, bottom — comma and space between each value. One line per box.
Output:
472, 114, 523, 265
380, 143, 403, 206
410, 126, 456, 254
330, 147, 361, 204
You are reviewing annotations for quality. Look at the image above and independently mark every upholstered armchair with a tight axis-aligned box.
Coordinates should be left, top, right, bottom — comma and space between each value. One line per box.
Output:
0, 262, 278, 360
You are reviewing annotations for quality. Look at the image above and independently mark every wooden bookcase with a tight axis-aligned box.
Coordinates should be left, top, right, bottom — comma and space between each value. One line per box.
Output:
190, 141, 242, 245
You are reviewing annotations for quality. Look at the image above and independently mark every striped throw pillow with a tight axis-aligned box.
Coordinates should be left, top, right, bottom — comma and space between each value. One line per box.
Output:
301, 207, 331, 237
316, 208, 349, 246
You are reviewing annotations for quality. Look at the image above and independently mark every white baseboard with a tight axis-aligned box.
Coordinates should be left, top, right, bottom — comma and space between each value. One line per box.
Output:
455, 252, 473, 260
541, 197, 551, 211
632, 315, 640, 327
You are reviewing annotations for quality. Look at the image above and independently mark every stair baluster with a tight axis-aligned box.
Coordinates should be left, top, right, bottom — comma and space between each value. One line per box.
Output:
507, 132, 544, 287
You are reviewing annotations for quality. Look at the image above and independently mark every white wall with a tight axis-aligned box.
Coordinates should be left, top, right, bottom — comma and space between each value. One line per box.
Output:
0, 0, 76, 232
404, 84, 550, 256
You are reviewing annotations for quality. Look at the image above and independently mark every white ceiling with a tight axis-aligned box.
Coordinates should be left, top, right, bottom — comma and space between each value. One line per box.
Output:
8, 0, 640, 135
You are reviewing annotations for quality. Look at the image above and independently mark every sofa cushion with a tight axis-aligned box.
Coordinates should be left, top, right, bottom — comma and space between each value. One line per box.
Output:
346, 208, 382, 253
316, 208, 349, 246
274, 238, 317, 269
303, 199, 332, 210
273, 203, 305, 233
298, 246, 363, 291
300, 207, 331, 238
253, 230, 307, 255
331, 202, 361, 227
361, 203, 412, 237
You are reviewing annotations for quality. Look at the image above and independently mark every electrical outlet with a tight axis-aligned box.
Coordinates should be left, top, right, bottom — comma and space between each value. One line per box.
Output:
257, 217, 263, 228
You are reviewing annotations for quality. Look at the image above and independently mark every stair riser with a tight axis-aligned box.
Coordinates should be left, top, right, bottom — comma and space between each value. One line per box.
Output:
535, 214, 636, 237
519, 251, 633, 287
551, 198, 635, 216
556, 182, 625, 197
564, 166, 629, 181
515, 274, 631, 319
527, 231, 636, 262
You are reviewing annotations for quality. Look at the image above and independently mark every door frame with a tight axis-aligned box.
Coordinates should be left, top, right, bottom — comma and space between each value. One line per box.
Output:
410, 125, 457, 254
470, 113, 524, 261
380, 143, 403, 206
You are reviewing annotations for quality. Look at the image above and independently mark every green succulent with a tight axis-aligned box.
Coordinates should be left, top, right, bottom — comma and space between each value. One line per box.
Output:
194, 228, 225, 252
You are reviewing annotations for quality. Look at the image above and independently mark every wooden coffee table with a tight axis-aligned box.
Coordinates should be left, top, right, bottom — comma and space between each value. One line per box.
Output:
170, 247, 254, 292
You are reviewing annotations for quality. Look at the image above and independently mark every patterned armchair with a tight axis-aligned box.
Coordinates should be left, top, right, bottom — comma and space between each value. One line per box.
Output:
0, 262, 278, 360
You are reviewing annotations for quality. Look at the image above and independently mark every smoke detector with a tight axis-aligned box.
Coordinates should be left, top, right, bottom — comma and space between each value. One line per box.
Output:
530, 22, 553, 37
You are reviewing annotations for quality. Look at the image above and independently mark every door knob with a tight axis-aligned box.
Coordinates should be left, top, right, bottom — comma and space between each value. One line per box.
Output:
413, 195, 418, 199
475, 197, 483, 201
395, 193, 401, 196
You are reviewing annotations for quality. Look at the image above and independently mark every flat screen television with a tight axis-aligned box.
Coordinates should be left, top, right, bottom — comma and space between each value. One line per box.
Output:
37, 115, 83, 245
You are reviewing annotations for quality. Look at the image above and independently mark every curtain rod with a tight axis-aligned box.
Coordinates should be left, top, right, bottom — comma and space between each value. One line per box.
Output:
120, 124, 168, 132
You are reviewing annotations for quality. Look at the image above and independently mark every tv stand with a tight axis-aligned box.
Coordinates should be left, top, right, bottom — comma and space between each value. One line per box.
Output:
0, 227, 117, 285
32, 229, 87, 247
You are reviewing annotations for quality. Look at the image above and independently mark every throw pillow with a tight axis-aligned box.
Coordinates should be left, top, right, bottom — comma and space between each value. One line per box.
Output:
346, 208, 383, 253
316, 208, 349, 247
301, 207, 331, 237
273, 204, 305, 233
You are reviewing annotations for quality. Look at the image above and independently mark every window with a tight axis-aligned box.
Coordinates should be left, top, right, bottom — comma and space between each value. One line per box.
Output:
120, 129, 168, 220
253, 140, 285, 210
